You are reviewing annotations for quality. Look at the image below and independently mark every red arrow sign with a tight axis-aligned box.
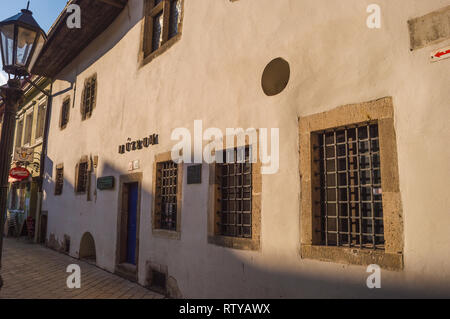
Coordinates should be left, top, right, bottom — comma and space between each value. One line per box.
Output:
434, 49, 450, 58
9, 167, 30, 181
431, 46, 450, 62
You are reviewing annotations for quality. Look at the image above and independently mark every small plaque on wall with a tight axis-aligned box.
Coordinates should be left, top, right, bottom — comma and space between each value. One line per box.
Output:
187, 165, 202, 184
97, 176, 115, 190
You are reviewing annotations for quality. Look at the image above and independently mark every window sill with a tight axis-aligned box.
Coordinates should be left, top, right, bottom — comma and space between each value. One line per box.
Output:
208, 235, 260, 251
300, 244, 403, 271
152, 229, 181, 240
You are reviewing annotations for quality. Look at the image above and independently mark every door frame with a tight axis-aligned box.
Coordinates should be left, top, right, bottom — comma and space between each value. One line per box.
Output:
115, 172, 142, 281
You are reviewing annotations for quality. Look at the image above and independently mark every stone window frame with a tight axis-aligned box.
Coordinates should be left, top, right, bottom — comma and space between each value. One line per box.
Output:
142, 0, 184, 66
81, 74, 97, 121
151, 151, 183, 240
299, 97, 404, 271
54, 164, 64, 196
75, 156, 89, 195
207, 133, 262, 251
59, 96, 71, 130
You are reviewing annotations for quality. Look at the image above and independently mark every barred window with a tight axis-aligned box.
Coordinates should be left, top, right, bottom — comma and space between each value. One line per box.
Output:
81, 75, 97, 120
60, 98, 70, 129
217, 147, 253, 238
24, 112, 33, 145
144, 0, 183, 58
55, 165, 64, 196
15, 119, 24, 147
154, 161, 178, 231
36, 101, 46, 139
313, 123, 384, 250
76, 160, 89, 194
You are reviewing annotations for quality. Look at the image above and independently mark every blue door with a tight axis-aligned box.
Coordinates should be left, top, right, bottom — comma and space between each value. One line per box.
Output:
126, 182, 138, 265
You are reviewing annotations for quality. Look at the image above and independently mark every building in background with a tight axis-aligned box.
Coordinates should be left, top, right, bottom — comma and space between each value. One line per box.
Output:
5, 77, 50, 243
24, 0, 450, 298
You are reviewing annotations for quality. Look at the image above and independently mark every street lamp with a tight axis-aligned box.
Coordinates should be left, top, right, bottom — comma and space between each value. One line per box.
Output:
0, 2, 47, 290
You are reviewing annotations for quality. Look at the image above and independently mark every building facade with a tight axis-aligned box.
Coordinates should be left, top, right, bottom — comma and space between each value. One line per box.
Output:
31, 0, 450, 298
5, 78, 50, 242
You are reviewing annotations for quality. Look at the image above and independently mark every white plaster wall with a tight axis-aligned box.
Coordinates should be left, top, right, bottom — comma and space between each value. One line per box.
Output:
42, 0, 450, 298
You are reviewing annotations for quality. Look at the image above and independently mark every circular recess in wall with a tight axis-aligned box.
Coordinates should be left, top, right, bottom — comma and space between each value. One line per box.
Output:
261, 57, 290, 96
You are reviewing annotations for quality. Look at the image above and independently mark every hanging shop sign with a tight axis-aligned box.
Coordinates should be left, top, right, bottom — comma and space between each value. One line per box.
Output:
118, 134, 159, 154
9, 167, 31, 181
431, 45, 450, 63
13, 147, 34, 163
97, 176, 115, 190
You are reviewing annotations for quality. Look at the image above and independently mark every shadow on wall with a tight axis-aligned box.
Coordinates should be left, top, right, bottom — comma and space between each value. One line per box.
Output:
40, 156, 450, 299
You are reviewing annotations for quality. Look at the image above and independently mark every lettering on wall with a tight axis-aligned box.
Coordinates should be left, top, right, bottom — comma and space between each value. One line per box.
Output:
118, 134, 159, 154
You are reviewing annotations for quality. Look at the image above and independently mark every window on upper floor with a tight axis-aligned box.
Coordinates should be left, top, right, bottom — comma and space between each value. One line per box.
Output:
23, 112, 33, 145
55, 164, 64, 196
36, 100, 47, 140
143, 0, 183, 63
81, 75, 97, 121
75, 157, 89, 194
15, 119, 24, 147
60, 97, 70, 129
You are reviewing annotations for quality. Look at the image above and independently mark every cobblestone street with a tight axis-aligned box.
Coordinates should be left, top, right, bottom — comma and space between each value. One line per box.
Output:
0, 238, 163, 299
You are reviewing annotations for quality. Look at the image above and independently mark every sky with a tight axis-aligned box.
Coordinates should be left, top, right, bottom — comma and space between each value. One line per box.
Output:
0, 0, 68, 84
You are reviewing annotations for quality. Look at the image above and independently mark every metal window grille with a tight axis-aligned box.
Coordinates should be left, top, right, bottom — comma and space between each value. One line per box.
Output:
314, 123, 384, 250
55, 167, 64, 195
76, 162, 88, 194
156, 161, 178, 231
218, 147, 253, 238
60, 99, 70, 128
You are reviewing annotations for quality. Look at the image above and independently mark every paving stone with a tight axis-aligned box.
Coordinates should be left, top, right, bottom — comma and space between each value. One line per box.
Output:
0, 238, 163, 299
